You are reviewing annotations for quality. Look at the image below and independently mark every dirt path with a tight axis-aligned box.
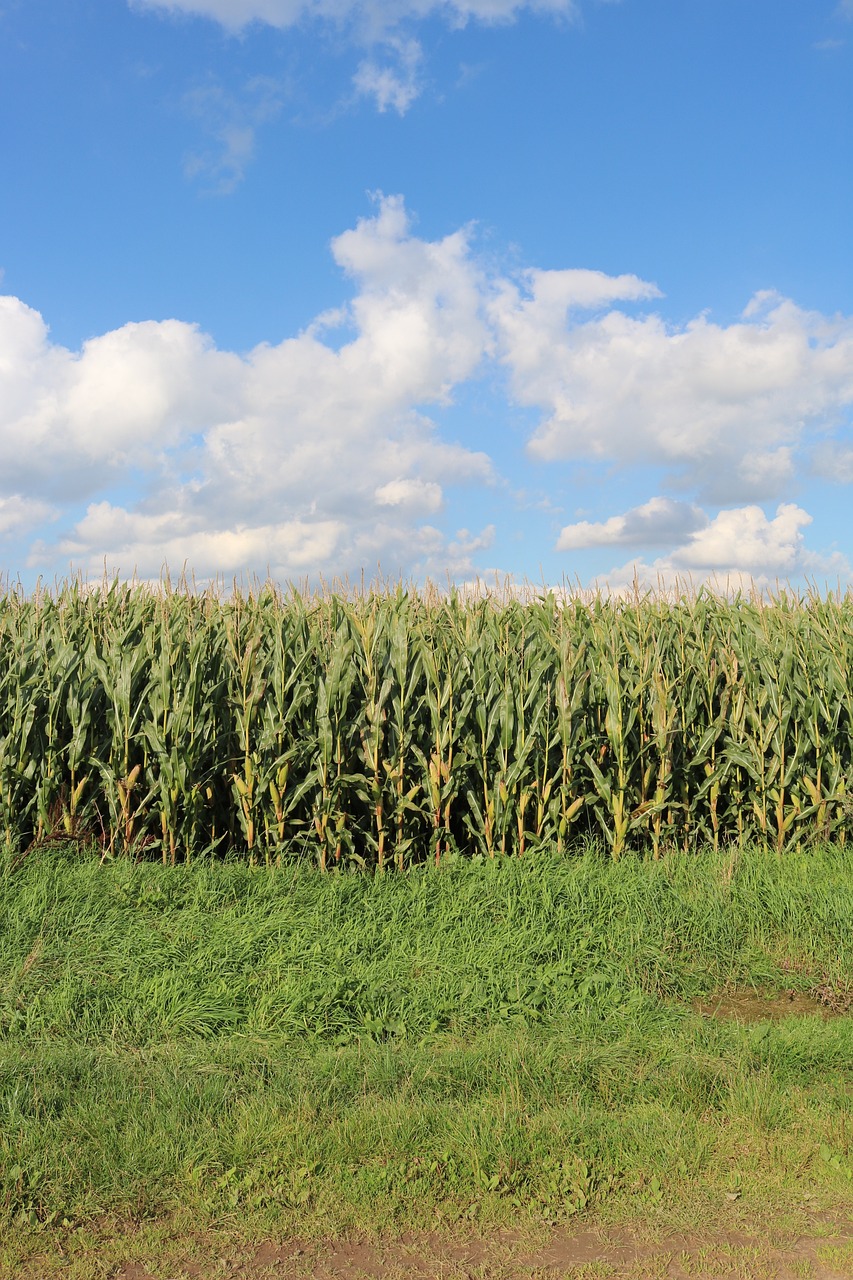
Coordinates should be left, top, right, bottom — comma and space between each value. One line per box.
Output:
104, 1218, 853, 1280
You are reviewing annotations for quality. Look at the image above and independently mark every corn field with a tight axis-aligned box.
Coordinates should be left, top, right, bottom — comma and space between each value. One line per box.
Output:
1, 581, 852, 864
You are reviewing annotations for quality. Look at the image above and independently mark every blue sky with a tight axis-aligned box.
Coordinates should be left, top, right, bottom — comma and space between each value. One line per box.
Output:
1, 0, 852, 590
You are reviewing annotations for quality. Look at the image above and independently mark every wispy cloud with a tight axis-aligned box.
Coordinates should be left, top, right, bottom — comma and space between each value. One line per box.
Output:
811, 441, 853, 483
182, 74, 285, 193
353, 37, 423, 114
131, 0, 579, 35
132, 0, 579, 113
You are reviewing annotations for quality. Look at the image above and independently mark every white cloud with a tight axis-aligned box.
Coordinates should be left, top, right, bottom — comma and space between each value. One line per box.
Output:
556, 496, 707, 551
353, 37, 423, 114
52, 504, 346, 577
0, 296, 240, 499
674, 503, 812, 574
0, 495, 57, 537
375, 476, 443, 511
594, 503, 850, 593
4, 195, 853, 587
5, 196, 494, 581
493, 283, 853, 503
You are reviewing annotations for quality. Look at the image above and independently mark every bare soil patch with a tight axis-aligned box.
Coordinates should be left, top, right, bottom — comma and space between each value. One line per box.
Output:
693, 987, 847, 1022
95, 1217, 853, 1280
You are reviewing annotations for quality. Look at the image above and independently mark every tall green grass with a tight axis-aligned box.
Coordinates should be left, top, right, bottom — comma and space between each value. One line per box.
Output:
2, 842, 850, 1043
1, 845, 852, 1242
1, 581, 853, 864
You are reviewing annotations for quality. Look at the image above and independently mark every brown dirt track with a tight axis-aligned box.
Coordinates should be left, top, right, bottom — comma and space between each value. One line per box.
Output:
80, 1213, 853, 1280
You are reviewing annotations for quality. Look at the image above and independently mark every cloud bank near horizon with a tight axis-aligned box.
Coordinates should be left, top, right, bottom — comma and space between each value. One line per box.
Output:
2, 195, 852, 588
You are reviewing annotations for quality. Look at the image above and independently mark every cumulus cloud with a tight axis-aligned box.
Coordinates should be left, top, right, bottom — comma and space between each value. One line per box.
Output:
4, 196, 494, 582
0, 495, 57, 537
52, 505, 347, 578
674, 503, 813, 574
0, 296, 240, 499
4, 195, 853, 587
556, 496, 707, 551
493, 283, 853, 503
375, 476, 444, 511
593, 503, 850, 594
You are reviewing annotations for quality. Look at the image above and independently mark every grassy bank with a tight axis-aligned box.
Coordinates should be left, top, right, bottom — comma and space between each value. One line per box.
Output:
1, 844, 852, 1274
3, 841, 852, 1043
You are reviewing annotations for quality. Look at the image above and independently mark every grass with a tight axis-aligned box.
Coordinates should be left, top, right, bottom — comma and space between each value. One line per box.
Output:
1, 842, 852, 1276
4, 841, 852, 1044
